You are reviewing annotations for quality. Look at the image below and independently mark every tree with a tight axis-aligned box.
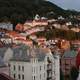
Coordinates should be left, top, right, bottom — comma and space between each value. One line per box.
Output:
66, 30, 76, 40
0, 0, 66, 24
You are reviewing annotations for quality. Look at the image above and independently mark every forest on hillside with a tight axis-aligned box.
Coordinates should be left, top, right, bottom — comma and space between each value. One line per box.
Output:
0, 0, 79, 25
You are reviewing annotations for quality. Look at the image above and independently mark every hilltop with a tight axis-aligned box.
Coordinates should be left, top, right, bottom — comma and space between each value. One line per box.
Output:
0, 0, 79, 25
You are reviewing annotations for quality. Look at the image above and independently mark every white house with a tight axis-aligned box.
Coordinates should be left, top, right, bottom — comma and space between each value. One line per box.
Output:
0, 47, 13, 75
0, 22, 13, 31
24, 15, 48, 27
0, 35, 13, 44
9, 44, 60, 80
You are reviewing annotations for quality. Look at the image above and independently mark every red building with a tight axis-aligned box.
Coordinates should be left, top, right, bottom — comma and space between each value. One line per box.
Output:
61, 50, 78, 77
76, 49, 80, 69
15, 23, 23, 32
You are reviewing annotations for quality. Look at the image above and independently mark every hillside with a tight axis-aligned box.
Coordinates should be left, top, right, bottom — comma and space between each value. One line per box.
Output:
0, 0, 65, 24
0, 0, 79, 25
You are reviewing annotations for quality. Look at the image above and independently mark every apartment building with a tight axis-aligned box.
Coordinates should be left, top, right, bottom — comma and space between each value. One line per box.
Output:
9, 44, 60, 80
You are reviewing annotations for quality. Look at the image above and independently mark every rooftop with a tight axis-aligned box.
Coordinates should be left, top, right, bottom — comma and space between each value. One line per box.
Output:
10, 44, 48, 62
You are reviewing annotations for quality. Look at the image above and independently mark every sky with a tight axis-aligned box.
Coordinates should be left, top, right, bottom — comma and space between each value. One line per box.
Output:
48, 0, 80, 11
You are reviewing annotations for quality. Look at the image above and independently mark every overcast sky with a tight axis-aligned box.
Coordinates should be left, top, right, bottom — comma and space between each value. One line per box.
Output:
48, 0, 80, 11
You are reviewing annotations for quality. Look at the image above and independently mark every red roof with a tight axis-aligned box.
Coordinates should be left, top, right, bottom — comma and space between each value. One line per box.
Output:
15, 23, 23, 31
34, 19, 47, 22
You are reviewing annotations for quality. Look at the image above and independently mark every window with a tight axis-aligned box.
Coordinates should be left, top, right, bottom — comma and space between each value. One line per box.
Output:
22, 74, 24, 80
44, 73, 45, 78
40, 74, 41, 79
8, 64, 10, 67
32, 68, 34, 72
34, 59, 35, 63
44, 65, 45, 70
40, 66, 41, 71
34, 76, 35, 80
18, 65, 21, 71
22, 66, 24, 72
18, 74, 21, 79
13, 65, 15, 71
33, 67, 35, 73
14, 74, 15, 79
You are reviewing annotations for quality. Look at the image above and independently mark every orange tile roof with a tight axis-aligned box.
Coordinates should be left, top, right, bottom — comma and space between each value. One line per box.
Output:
7, 31, 21, 38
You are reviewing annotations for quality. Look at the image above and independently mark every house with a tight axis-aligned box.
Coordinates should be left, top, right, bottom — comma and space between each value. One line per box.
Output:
24, 19, 48, 27
6, 31, 27, 44
24, 15, 48, 27
0, 47, 13, 76
50, 19, 72, 30
71, 28, 80, 32
0, 22, 13, 31
0, 35, 12, 44
37, 37, 47, 46
15, 39, 33, 47
9, 44, 60, 80
60, 40, 70, 50
71, 40, 80, 50
61, 50, 78, 78
15, 23, 24, 32
29, 34, 37, 40
6, 31, 20, 40
0, 47, 13, 66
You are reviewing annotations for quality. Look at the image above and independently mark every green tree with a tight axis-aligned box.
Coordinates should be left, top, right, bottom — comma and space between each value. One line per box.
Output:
66, 30, 76, 40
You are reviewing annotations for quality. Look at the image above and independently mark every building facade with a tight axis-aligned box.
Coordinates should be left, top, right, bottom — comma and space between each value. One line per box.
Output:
9, 45, 60, 80
0, 22, 13, 31
61, 50, 78, 78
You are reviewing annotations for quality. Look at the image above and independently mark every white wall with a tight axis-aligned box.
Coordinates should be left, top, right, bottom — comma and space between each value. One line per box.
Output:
9, 51, 60, 80
0, 23, 13, 30
10, 60, 47, 80
3, 48, 13, 65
